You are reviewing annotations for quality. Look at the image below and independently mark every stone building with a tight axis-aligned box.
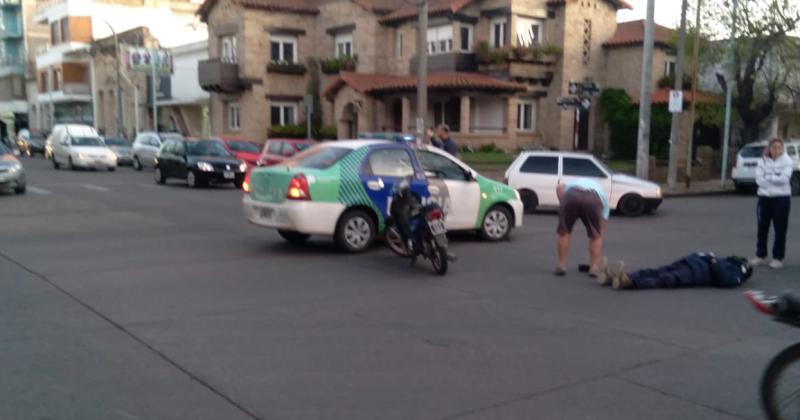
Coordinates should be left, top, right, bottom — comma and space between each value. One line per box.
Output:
198, 0, 632, 151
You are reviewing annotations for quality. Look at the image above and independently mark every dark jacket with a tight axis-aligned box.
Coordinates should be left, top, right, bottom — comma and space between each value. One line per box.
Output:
441, 138, 457, 156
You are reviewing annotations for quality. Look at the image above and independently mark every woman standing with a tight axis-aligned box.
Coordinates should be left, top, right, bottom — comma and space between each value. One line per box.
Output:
752, 138, 793, 269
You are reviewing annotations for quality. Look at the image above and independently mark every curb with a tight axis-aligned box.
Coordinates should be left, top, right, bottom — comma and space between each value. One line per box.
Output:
663, 189, 735, 198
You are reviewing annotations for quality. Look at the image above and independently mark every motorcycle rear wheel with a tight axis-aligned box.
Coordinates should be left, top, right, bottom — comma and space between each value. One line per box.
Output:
385, 225, 409, 257
762, 342, 800, 420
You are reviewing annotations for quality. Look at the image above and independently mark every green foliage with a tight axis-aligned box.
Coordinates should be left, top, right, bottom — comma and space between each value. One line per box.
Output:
696, 103, 725, 127
599, 88, 672, 160
266, 61, 307, 74
319, 56, 358, 74
657, 74, 692, 90
268, 124, 306, 139
478, 142, 501, 153
316, 126, 337, 140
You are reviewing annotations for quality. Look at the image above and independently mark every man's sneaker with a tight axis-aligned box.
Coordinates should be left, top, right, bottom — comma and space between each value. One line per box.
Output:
610, 261, 633, 289
750, 257, 767, 266
769, 259, 784, 269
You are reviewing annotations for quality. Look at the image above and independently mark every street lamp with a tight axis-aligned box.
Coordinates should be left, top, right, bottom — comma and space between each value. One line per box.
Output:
102, 20, 124, 139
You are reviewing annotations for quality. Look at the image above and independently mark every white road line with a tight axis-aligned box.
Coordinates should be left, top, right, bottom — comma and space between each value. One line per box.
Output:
27, 186, 52, 195
82, 184, 111, 192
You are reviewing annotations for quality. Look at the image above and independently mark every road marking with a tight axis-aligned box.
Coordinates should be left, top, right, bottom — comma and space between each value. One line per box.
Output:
82, 184, 111, 192
27, 186, 52, 195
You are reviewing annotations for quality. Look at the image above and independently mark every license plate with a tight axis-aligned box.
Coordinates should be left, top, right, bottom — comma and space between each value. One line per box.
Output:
260, 208, 274, 219
223, 171, 235, 179
428, 219, 446, 235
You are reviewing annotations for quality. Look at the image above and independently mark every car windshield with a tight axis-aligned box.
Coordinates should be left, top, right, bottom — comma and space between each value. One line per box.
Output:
187, 140, 233, 157
227, 140, 260, 153
104, 138, 127, 146
285, 146, 351, 169
740, 145, 765, 158
71, 137, 105, 146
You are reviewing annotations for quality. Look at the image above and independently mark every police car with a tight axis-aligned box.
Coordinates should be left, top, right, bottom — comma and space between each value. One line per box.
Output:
242, 140, 523, 252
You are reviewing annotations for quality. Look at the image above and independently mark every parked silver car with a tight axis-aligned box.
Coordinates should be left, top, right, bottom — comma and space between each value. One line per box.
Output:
132, 132, 183, 170
0, 143, 26, 194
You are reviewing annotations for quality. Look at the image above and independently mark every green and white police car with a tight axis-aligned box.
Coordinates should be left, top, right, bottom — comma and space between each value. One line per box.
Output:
242, 140, 523, 252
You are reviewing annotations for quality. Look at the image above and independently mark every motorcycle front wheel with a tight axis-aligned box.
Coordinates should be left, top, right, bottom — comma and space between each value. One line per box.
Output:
428, 238, 448, 276
762, 342, 800, 420
385, 225, 409, 257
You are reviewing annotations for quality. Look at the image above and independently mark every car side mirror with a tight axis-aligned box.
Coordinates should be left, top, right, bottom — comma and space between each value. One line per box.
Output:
425, 170, 438, 178
466, 171, 476, 181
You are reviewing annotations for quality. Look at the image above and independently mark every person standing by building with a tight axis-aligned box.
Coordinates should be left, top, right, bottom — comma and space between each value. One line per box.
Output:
752, 138, 793, 269
555, 179, 610, 277
437, 124, 457, 156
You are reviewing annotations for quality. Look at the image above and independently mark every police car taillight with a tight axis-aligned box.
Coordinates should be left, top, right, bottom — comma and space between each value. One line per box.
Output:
287, 174, 310, 200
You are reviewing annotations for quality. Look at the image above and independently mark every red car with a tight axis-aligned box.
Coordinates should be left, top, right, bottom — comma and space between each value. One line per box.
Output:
216, 138, 261, 167
258, 138, 314, 166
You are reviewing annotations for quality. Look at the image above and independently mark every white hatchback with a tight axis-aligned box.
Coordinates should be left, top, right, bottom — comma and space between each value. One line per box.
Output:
505, 151, 662, 217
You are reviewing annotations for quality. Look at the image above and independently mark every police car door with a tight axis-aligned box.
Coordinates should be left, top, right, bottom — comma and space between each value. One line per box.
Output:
360, 145, 427, 218
417, 148, 480, 230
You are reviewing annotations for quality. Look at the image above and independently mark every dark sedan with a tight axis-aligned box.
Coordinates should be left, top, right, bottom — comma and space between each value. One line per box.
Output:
104, 137, 134, 165
154, 139, 247, 188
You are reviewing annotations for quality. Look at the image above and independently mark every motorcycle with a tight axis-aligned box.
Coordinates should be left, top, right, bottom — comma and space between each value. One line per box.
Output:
385, 202, 453, 275
745, 290, 800, 420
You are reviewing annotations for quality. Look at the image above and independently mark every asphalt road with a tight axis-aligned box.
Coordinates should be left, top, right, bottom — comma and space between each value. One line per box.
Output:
1, 156, 799, 420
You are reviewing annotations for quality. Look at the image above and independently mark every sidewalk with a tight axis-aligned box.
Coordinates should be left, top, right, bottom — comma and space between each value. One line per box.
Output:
660, 179, 735, 197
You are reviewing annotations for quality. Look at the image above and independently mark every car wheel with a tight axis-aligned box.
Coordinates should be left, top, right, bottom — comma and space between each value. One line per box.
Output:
187, 170, 198, 188
14, 184, 26, 194
278, 230, 311, 243
133, 156, 142, 171
791, 173, 800, 196
619, 194, 645, 217
519, 189, 538, 214
108, 166, 116, 172
154, 167, 166, 184
52, 155, 60, 169
335, 210, 376, 253
480, 205, 512, 241
68, 157, 76, 171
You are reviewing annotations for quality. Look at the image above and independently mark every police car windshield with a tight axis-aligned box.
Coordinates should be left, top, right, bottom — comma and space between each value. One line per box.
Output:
286, 146, 351, 169
740, 145, 765, 158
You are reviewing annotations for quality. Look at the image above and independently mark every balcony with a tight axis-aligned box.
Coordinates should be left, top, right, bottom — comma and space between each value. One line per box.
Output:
198, 59, 243, 93
410, 53, 477, 75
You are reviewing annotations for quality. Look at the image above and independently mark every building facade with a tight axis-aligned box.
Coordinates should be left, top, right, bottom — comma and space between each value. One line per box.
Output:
30, 0, 206, 137
198, 0, 631, 151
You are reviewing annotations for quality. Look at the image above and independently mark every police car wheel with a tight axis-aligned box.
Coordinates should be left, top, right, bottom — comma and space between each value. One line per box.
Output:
336, 210, 376, 253
480, 206, 512, 241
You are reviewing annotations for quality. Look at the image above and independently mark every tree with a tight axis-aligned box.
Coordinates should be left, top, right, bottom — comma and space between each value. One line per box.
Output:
705, 0, 800, 143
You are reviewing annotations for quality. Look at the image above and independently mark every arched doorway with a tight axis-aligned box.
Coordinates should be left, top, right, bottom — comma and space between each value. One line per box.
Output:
341, 103, 359, 139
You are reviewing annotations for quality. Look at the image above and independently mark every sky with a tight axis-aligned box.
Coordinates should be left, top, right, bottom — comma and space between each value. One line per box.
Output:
616, 0, 685, 28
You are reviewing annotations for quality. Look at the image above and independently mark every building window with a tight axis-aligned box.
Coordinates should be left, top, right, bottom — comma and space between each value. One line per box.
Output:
220, 35, 237, 63
582, 19, 592, 65
427, 25, 453, 55
39, 71, 49, 92
60, 17, 70, 43
460, 24, 473, 52
664, 57, 676, 77
395, 31, 404, 58
52, 68, 62, 91
516, 17, 543, 46
517, 100, 536, 132
50, 21, 59, 45
270, 35, 297, 63
228, 103, 240, 130
335, 33, 353, 58
270, 102, 296, 126
491, 17, 508, 48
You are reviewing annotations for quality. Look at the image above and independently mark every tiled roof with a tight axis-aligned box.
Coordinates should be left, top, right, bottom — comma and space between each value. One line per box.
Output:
379, 0, 476, 24
546, 0, 632, 10
603, 20, 676, 48
198, 0, 319, 21
324, 71, 527, 97
352, 0, 405, 12
631, 88, 722, 106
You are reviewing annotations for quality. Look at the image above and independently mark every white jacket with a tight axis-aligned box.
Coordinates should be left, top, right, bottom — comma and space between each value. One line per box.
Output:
756, 153, 794, 197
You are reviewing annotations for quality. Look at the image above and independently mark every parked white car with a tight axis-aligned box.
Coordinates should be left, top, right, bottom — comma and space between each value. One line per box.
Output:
51, 126, 117, 171
505, 151, 662, 217
732, 140, 800, 195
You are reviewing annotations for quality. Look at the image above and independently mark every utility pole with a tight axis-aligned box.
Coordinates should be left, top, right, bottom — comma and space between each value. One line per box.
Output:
151, 50, 158, 133
686, 0, 703, 188
720, 0, 738, 187
415, 0, 427, 147
103, 21, 124, 139
636, 0, 656, 179
666, 0, 689, 188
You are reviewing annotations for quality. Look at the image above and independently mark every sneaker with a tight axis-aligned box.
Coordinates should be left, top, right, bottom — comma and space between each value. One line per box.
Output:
554, 266, 566, 276
769, 259, 784, 269
610, 261, 633, 289
750, 257, 767, 266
